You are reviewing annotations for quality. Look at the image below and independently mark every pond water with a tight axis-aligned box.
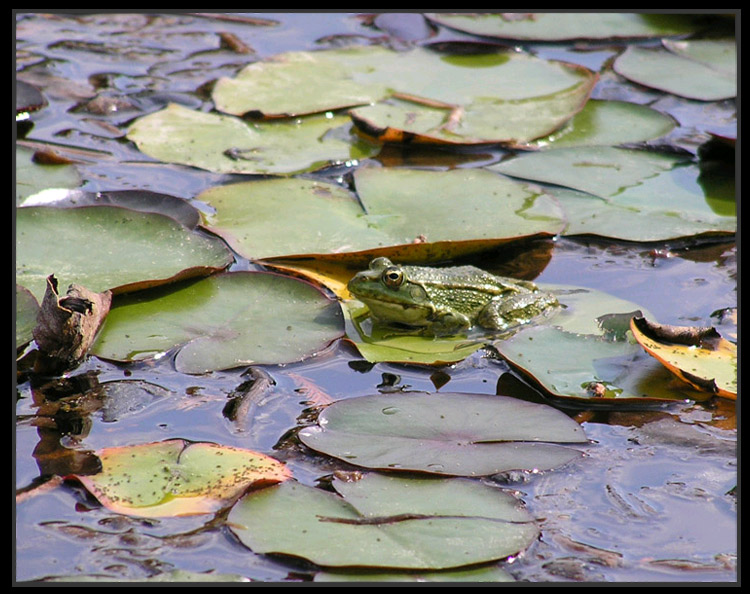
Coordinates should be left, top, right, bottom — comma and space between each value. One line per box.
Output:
15, 12, 737, 583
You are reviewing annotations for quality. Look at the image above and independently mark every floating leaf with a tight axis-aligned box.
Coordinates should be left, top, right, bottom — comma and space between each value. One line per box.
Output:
315, 565, 515, 582
522, 99, 676, 149
425, 13, 703, 41
16, 284, 40, 349
493, 287, 712, 403
298, 392, 586, 476
126, 103, 377, 176
16, 145, 80, 205
228, 473, 540, 569
72, 439, 291, 518
198, 169, 565, 262
91, 271, 343, 374
16, 204, 232, 302
491, 146, 736, 240
630, 316, 737, 399
613, 44, 736, 101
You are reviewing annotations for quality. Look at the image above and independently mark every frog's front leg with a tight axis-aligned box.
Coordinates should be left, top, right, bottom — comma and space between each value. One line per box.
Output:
428, 310, 472, 336
478, 292, 559, 331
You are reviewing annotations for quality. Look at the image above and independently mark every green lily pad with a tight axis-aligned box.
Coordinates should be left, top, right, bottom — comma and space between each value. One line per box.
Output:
315, 565, 515, 582
522, 99, 676, 149
298, 392, 586, 476
72, 439, 291, 518
425, 13, 703, 41
16, 284, 40, 349
126, 103, 378, 176
491, 146, 736, 240
198, 169, 565, 262
91, 271, 344, 374
613, 44, 736, 101
492, 287, 712, 403
227, 473, 540, 569
16, 145, 80, 205
16, 205, 233, 302
212, 45, 597, 145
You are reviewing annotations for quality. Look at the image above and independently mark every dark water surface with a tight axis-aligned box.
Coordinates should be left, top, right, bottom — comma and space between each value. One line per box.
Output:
15, 12, 737, 583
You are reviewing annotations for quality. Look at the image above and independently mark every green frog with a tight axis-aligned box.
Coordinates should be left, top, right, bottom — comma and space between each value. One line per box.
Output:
347, 257, 559, 336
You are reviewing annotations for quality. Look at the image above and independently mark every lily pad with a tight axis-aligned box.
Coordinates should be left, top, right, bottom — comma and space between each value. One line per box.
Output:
492, 287, 712, 403
521, 99, 677, 149
91, 271, 344, 374
630, 316, 737, 399
126, 103, 377, 176
212, 44, 597, 145
298, 392, 586, 476
315, 565, 515, 582
491, 146, 736, 240
72, 439, 291, 518
613, 44, 736, 101
16, 145, 80, 205
16, 284, 40, 349
198, 169, 565, 262
424, 13, 703, 41
227, 472, 540, 569
16, 204, 232, 303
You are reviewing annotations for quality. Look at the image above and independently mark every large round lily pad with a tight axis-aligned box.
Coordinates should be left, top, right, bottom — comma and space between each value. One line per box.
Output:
16, 204, 233, 302
91, 271, 344, 374
126, 103, 378, 176
298, 392, 586, 476
227, 472, 540, 569
425, 13, 703, 41
72, 439, 291, 517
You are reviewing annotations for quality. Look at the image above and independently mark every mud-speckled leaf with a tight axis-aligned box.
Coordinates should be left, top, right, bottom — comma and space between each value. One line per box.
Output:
72, 439, 291, 518
126, 103, 377, 175
91, 271, 344, 374
425, 13, 703, 41
614, 44, 736, 101
298, 392, 586, 476
16, 205, 232, 302
630, 316, 737, 399
228, 473, 540, 569
491, 146, 736, 240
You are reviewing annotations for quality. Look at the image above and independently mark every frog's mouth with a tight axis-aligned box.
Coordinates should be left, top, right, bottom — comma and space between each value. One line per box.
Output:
357, 296, 433, 327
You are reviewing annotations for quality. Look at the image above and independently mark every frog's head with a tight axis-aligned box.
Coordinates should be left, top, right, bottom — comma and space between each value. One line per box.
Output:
347, 257, 434, 326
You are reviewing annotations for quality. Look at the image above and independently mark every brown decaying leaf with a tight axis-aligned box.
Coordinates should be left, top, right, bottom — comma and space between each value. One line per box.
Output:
32, 275, 112, 374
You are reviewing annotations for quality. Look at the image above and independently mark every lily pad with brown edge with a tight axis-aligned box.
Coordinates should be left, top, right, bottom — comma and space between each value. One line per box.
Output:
16, 204, 233, 303
613, 42, 736, 101
212, 44, 597, 145
91, 271, 344, 374
314, 565, 515, 582
491, 146, 736, 241
491, 287, 713, 404
198, 169, 566, 263
227, 472, 540, 569
297, 392, 587, 476
126, 102, 378, 176
629, 316, 737, 400
424, 13, 703, 42
71, 439, 291, 518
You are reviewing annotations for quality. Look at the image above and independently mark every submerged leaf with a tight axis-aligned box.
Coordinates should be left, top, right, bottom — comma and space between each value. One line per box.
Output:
228, 473, 539, 569
298, 392, 586, 476
72, 439, 291, 517
630, 316, 737, 399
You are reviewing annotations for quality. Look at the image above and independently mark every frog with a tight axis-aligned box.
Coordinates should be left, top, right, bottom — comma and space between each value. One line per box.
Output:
347, 257, 559, 336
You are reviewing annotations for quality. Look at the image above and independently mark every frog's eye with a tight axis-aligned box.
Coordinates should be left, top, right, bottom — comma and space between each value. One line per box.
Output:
382, 267, 405, 289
